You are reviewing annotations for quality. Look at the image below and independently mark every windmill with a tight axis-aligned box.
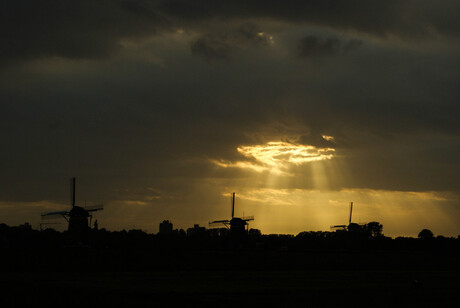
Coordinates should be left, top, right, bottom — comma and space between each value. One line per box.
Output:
330, 201, 354, 231
209, 192, 254, 234
41, 177, 103, 233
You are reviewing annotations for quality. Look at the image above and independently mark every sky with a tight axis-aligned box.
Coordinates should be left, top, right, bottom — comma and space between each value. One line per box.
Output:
1, 0, 460, 237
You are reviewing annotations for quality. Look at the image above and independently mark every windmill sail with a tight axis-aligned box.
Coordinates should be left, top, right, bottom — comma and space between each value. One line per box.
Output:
85, 204, 104, 212
41, 210, 69, 217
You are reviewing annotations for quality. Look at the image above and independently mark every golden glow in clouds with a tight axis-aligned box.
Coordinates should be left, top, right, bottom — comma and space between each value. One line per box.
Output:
214, 141, 335, 173
232, 188, 458, 237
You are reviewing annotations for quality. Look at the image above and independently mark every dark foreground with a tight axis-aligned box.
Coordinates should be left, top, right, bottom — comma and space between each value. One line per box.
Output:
1, 249, 459, 307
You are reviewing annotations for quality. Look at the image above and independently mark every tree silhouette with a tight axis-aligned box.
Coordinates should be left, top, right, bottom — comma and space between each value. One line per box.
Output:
366, 222, 383, 237
418, 229, 434, 239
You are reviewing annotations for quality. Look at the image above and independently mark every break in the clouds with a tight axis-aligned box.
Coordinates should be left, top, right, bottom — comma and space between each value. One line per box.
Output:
213, 141, 335, 174
1, 1, 460, 236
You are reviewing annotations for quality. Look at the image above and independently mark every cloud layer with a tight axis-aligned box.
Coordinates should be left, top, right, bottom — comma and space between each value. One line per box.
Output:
3, 0, 460, 64
1, 0, 460, 235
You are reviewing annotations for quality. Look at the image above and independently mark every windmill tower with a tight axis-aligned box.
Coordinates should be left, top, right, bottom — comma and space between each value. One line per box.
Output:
209, 192, 254, 234
41, 177, 103, 233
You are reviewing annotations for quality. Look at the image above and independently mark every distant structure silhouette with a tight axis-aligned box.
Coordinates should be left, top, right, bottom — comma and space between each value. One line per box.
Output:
330, 202, 366, 231
41, 177, 103, 234
159, 220, 173, 235
187, 224, 206, 237
209, 192, 254, 236
18, 222, 32, 230
39, 222, 61, 231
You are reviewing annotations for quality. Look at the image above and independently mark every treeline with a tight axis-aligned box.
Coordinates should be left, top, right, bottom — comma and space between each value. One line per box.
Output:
0, 222, 459, 252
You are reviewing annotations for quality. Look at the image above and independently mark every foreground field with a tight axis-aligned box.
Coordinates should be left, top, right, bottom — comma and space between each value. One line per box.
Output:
1, 269, 459, 307
1, 249, 459, 307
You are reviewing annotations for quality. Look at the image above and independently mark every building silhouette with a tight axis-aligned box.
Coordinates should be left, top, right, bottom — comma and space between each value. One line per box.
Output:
187, 224, 206, 237
159, 220, 173, 235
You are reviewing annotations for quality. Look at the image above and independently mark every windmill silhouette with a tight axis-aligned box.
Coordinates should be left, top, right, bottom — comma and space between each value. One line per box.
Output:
41, 177, 103, 233
209, 192, 254, 234
330, 202, 366, 231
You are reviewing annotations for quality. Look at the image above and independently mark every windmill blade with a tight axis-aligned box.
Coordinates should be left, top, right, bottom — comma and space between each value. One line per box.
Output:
70, 177, 76, 208
231, 192, 235, 218
209, 220, 231, 227
330, 224, 347, 230
209, 219, 230, 224
87, 207, 104, 212
349, 202, 353, 224
85, 204, 104, 212
41, 211, 69, 222
41, 210, 69, 217
241, 216, 254, 221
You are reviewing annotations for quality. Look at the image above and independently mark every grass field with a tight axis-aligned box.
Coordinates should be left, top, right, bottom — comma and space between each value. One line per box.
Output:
1, 249, 459, 307
1, 269, 460, 307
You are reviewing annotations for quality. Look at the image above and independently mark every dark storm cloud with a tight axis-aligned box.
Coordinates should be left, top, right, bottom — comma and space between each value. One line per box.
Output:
160, 0, 460, 38
3, 0, 460, 65
297, 36, 362, 58
191, 37, 232, 62
1, 0, 168, 64
190, 23, 271, 62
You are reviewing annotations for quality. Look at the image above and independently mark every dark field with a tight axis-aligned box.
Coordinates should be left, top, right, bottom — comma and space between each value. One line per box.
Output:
1, 250, 459, 307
